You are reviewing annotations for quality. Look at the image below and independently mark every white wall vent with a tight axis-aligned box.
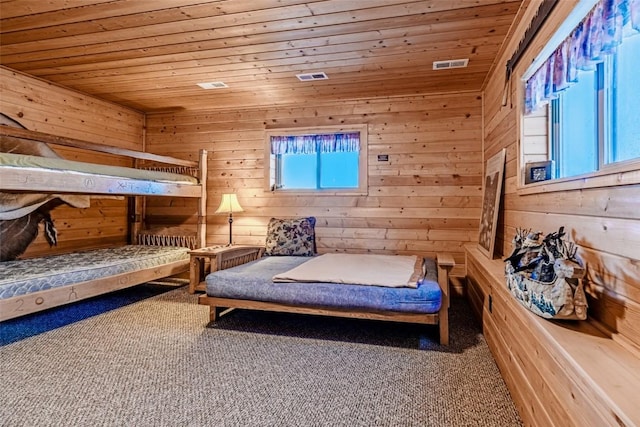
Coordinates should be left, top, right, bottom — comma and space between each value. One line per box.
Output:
432, 59, 469, 70
197, 81, 228, 89
296, 72, 329, 81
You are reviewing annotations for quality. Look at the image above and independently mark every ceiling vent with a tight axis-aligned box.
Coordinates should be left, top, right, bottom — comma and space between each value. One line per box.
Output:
432, 59, 469, 70
197, 81, 228, 89
296, 72, 329, 81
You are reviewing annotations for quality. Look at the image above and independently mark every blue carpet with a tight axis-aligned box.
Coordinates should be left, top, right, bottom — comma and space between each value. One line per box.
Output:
0, 283, 177, 346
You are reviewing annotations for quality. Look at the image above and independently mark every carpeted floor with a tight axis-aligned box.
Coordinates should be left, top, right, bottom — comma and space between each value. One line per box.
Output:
0, 283, 177, 345
0, 286, 522, 427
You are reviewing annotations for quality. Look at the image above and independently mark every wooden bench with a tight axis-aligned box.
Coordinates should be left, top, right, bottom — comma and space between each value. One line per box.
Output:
464, 244, 640, 427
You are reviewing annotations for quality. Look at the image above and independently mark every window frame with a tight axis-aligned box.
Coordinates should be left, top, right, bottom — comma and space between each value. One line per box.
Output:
264, 124, 368, 196
549, 62, 602, 179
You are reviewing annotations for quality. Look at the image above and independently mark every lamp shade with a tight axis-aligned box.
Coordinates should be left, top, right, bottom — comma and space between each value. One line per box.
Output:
215, 193, 244, 214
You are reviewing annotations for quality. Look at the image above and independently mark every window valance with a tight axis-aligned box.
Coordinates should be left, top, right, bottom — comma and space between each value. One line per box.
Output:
525, 0, 640, 114
270, 133, 360, 155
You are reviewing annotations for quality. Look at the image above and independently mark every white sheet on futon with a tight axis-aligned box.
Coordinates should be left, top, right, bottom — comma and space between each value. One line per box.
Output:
271, 253, 424, 288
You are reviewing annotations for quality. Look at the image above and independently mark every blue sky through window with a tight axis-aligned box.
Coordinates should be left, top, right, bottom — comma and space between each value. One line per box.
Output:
282, 153, 316, 189
612, 33, 640, 163
555, 70, 598, 177
281, 151, 358, 189
552, 33, 640, 178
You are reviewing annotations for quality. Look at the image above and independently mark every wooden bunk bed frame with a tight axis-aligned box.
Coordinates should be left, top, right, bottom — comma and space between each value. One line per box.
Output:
0, 125, 207, 321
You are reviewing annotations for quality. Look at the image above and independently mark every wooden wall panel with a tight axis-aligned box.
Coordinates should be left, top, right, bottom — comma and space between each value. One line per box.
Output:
481, 0, 640, 362
145, 93, 484, 278
0, 67, 144, 257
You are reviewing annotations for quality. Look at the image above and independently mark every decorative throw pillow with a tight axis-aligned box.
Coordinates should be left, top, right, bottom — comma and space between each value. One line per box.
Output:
264, 217, 316, 256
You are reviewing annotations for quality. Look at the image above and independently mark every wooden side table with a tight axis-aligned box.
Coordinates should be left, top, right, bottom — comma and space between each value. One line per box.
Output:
188, 245, 263, 294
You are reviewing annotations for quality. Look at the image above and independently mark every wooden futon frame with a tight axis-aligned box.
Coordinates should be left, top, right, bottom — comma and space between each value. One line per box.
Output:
198, 247, 455, 345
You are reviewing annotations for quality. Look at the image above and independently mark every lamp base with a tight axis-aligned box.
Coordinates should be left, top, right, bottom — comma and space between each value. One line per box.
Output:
227, 213, 233, 246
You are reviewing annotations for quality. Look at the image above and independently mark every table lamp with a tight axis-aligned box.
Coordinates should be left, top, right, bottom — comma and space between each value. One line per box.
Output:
215, 193, 243, 245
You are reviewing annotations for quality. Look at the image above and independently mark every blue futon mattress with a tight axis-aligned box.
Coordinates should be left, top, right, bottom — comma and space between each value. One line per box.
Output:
205, 256, 442, 314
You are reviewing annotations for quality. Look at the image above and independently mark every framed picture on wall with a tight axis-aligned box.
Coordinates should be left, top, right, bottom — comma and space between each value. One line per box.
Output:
478, 148, 506, 259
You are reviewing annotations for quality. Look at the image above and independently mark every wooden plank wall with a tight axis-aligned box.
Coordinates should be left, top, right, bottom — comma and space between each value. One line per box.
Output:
482, 0, 640, 354
0, 67, 144, 257
145, 92, 484, 278
521, 107, 548, 166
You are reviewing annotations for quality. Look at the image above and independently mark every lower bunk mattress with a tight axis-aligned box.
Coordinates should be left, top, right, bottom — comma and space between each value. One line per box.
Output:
0, 245, 189, 300
205, 256, 442, 313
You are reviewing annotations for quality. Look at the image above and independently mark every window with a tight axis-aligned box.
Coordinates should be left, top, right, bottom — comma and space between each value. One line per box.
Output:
550, 65, 599, 178
550, 40, 640, 179
609, 34, 640, 163
265, 126, 368, 194
521, 0, 640, 189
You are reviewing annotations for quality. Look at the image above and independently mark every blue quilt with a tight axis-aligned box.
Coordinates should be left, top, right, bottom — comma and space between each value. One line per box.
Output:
205, 256, 442, 314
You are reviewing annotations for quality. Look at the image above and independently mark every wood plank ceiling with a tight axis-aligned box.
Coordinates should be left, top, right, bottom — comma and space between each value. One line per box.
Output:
0, 0, 523, 112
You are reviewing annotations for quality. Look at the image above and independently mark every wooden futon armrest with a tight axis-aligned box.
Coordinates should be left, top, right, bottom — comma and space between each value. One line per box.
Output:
436, 253, 455, 267
188, 245, 264, 293
435, 253, 455, 346
215, 245, 265, 271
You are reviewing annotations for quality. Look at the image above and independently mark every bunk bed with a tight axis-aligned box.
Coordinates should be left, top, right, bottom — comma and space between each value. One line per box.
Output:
0, 125, 208, 321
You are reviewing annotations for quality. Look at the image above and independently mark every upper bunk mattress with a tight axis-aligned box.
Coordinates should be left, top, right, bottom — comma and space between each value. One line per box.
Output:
205, 256, 442, 314
0, 245, 189, 300
0, 152, 198, 184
